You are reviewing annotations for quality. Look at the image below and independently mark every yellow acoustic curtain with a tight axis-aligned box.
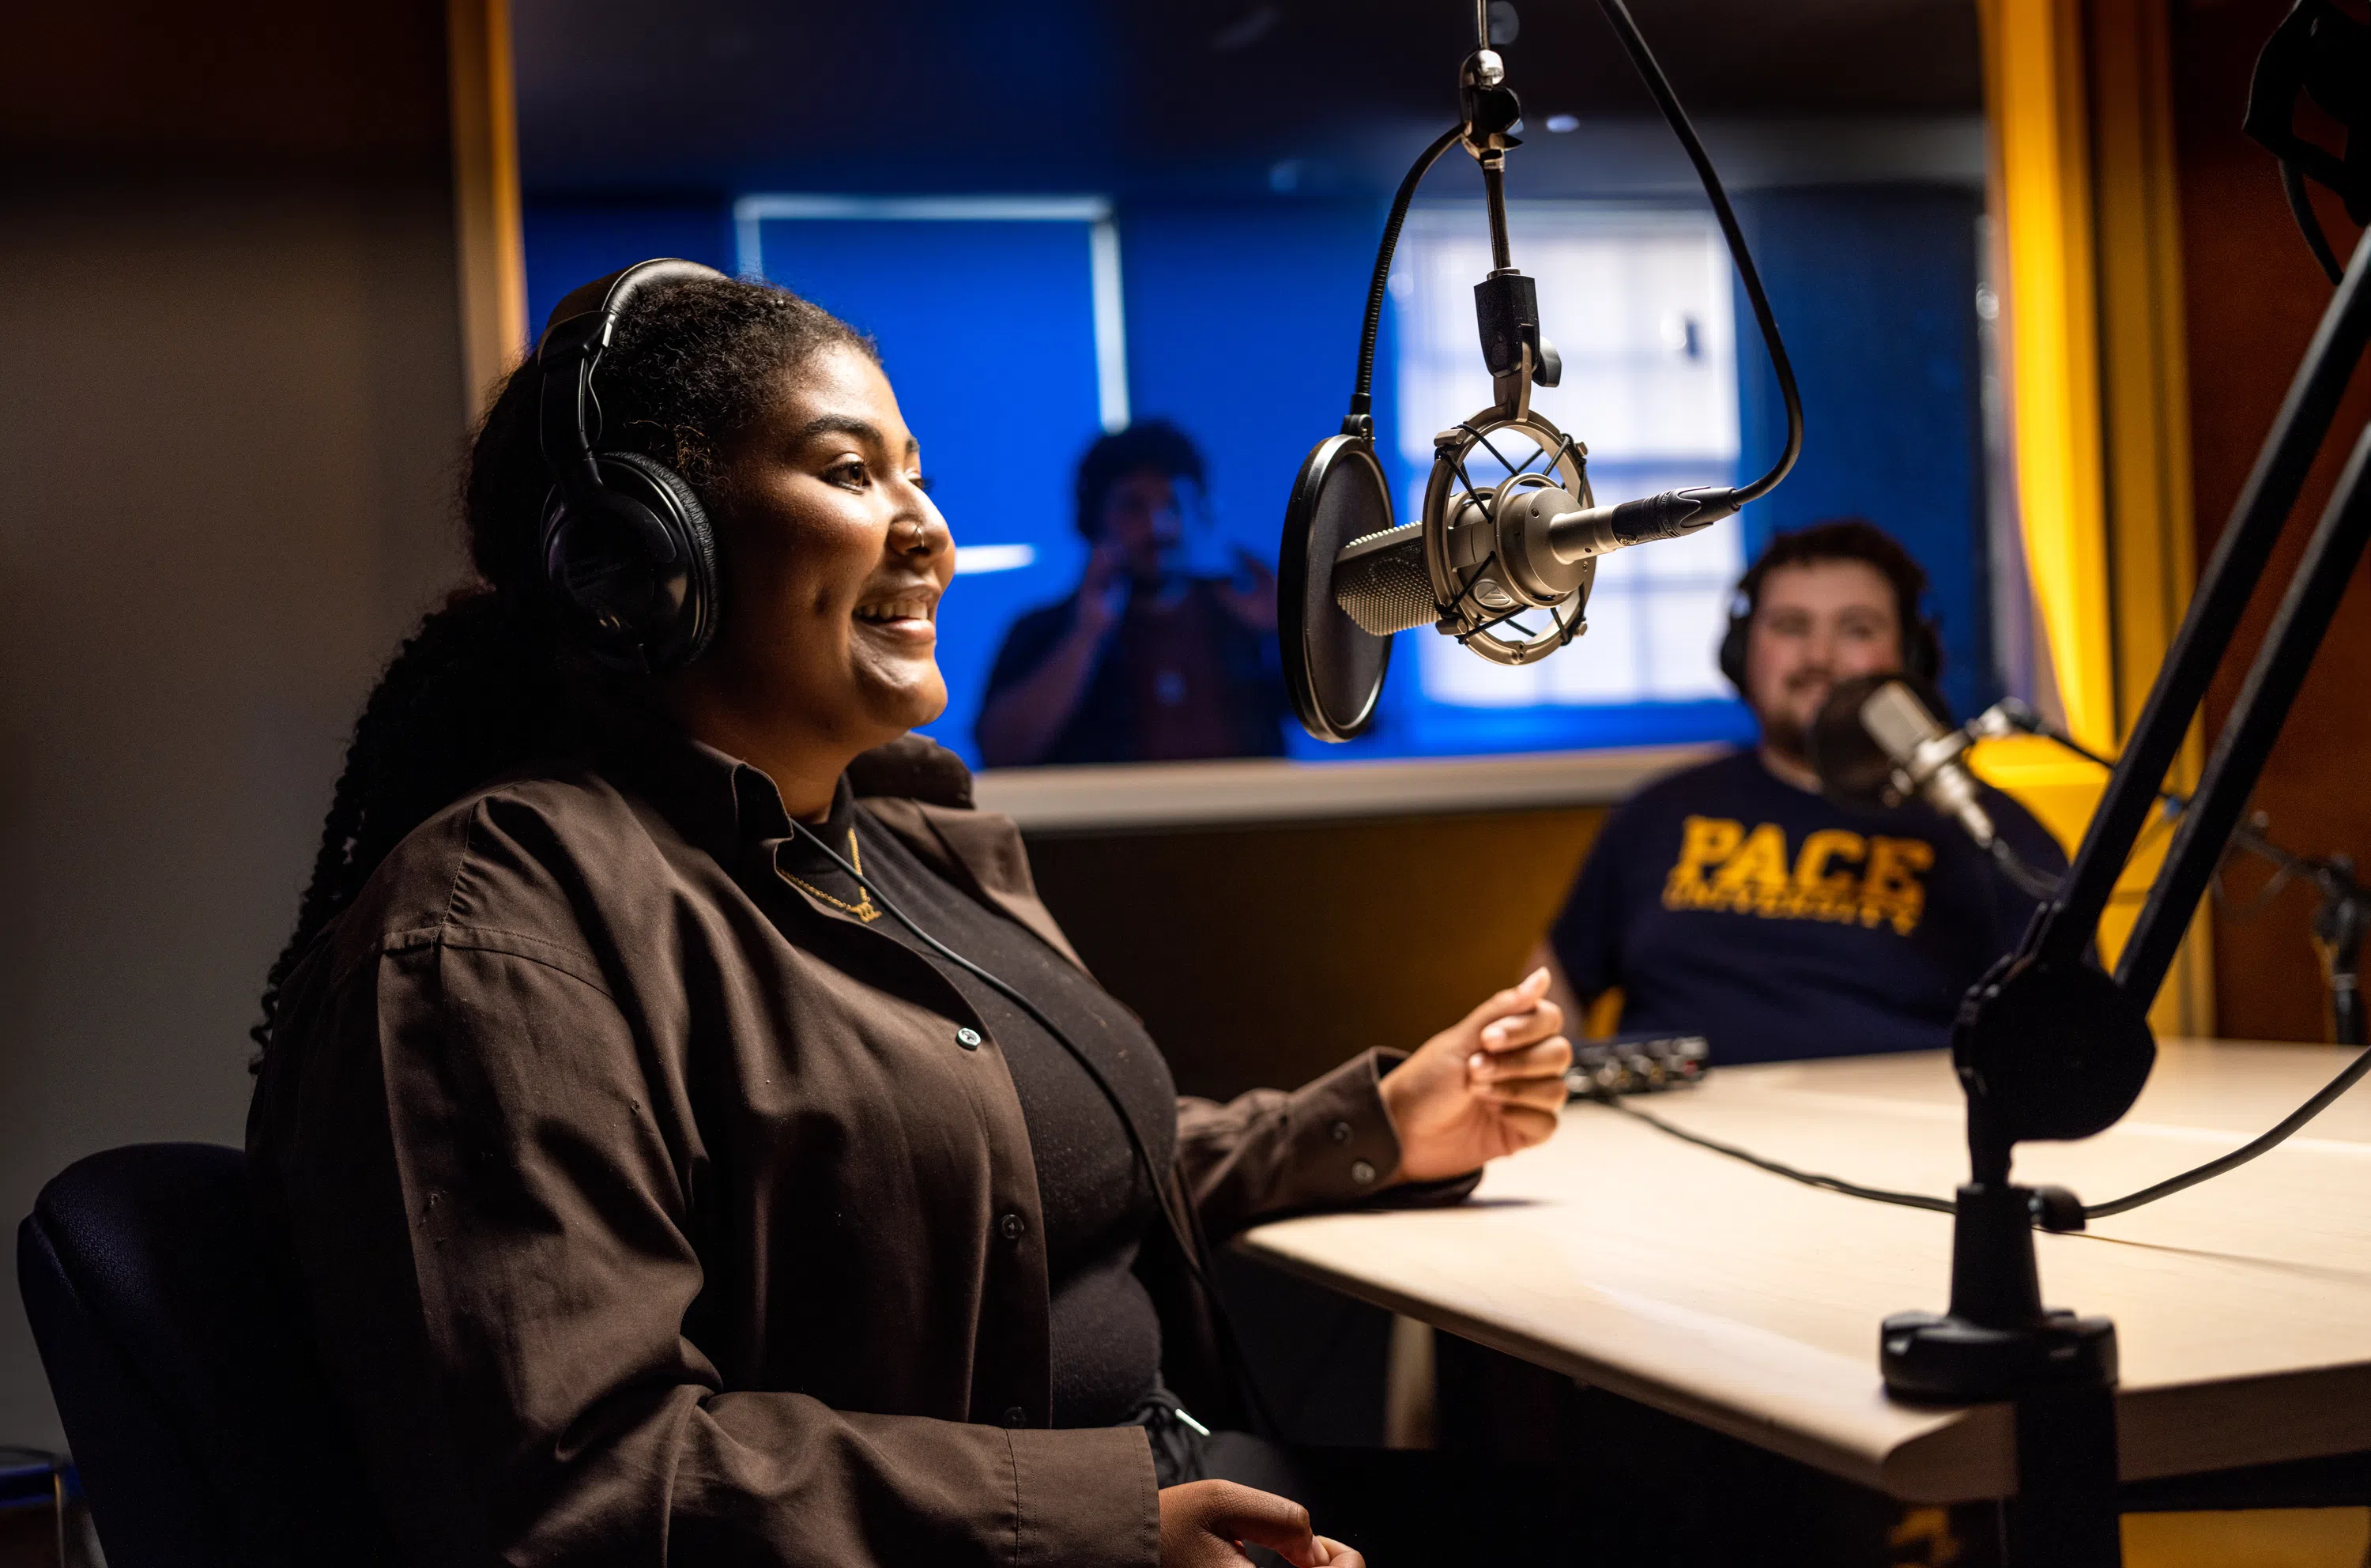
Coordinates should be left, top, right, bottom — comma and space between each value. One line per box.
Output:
1971, 0, 2214, 1037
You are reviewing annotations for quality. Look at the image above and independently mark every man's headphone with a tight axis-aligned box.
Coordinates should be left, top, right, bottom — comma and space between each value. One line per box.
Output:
1716, 570, 1943, 692
536, 258, 729, 674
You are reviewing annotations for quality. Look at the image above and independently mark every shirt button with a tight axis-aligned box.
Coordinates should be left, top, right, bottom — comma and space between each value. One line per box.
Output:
1351, 1159, 1378, 1185
998, 1211, 1027, 1241
1003, 1405, 1029, 1427
956, 1027, 982, 1050
1329, 1120, 1354, 1144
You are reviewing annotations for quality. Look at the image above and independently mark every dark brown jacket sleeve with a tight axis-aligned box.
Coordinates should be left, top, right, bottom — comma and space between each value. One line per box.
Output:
260, 927, 1155, 1568
1174, 1050, 1480, 1244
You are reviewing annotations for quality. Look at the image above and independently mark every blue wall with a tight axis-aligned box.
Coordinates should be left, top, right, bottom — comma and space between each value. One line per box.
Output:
522, 199, 736, 339
1735, 186, 1992, 722
1119, 201, 1396, 566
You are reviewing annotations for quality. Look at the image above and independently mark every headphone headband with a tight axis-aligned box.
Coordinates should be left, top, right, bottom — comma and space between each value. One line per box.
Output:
537, 259, 727, 502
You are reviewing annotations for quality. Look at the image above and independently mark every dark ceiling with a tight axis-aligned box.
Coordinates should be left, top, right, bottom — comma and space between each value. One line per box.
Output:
515, 0, 1984, 198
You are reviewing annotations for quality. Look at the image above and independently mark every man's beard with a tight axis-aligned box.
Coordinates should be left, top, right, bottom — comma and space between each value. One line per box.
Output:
1760, 707, 1810, 762
1755, 673, 1831, 762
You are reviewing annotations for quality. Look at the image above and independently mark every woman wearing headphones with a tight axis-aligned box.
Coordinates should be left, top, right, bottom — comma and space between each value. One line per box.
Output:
246, 265, 1572, 1567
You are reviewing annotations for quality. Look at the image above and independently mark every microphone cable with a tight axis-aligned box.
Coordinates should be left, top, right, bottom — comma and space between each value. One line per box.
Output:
1340, 0, 1806, 509
1347, 125, 1464, 428
1593, 1028, 2371, 1230
1593, 0, 1801, 503
784, 818, 1284, 1437
2282, 159, 2347, 286
1583, 1093, 1954, 1215
1988, 835, 2064, 902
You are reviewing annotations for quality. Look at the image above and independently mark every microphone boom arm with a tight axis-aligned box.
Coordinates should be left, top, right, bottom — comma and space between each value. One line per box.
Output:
1880, 145, 2371, 1568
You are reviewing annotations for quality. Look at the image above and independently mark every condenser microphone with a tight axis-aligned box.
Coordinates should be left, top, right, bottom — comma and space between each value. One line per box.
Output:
1811, 677, 2065, 901
1278, 0, 1805, 742
1807, 672, 1916, 810
1331, 489, 1747, 639
1858, 678, 2000, 850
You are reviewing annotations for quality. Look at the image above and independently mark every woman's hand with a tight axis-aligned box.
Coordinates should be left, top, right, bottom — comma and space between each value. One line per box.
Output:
1380, 967, 1572, 1183
1159, 1481, 1363, 1567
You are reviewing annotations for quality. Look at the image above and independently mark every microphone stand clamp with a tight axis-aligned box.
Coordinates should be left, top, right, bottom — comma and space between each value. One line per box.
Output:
1457, 47, 1562, 416
1882, 935, 2154, 1561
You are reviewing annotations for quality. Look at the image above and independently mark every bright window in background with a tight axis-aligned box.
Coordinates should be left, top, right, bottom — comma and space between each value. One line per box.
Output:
1392, 204, 1744, 715
734, 197, 1125, 767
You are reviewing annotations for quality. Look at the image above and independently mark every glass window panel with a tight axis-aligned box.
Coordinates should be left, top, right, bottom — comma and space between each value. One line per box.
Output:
1544, 596, 1644, 703
1417, 631, 1551, 707
1637, 583, 1736, 700
1396, 205, 1740, 473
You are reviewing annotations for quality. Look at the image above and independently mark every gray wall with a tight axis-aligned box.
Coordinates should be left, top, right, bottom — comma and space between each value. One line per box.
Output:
2, 2, 471, 1446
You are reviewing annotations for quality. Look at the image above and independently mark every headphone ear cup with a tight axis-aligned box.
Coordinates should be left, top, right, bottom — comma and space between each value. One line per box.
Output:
1906, 615, 1943, 684
1717, 609, 1751, 694
541, 451, 719, 673
606, 451, 718, 669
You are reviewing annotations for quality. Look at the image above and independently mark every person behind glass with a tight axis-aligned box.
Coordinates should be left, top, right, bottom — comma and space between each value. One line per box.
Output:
975, 420, 1291, 766
1528, 518, 2067, 1065
247, 271, 1576, 1568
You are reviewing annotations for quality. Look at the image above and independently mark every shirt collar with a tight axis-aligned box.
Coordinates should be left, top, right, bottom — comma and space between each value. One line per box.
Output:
571, 688, 970, 869
573, 695, 787, 867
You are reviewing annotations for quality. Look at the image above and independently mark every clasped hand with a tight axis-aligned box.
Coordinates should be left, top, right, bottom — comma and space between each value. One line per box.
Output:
1159, 1480, 1363, 1567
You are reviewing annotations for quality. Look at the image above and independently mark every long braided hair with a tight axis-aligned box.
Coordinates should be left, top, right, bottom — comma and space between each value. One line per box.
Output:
251, 274, 874, 1057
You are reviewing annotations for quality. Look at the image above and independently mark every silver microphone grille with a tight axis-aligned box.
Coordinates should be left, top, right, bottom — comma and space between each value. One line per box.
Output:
1859, 679, 1946, 764
1333, 523, 1436, 637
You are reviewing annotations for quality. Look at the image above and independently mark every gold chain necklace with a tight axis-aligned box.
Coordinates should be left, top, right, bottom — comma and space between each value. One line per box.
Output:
782, 829, 882, 923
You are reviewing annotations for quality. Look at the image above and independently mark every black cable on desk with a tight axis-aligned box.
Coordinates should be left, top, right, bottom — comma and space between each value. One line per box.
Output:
1585, 1096, 1954, 1215
1592, 1044, 2371, 1231
2082, 1043, 2371, 1218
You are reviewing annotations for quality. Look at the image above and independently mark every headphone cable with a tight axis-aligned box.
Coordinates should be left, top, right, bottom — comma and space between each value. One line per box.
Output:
785, 818, 1284, 1437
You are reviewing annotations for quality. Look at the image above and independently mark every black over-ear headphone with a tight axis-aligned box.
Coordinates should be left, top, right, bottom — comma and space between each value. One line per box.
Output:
536, 258, 729, 674
1717, 582, 1943, 692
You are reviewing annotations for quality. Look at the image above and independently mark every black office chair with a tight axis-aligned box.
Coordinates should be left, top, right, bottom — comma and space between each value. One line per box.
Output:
16, 1143, 387, 1568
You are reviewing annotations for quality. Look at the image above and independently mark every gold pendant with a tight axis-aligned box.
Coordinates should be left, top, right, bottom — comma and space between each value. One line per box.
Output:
851, 895, 882, 923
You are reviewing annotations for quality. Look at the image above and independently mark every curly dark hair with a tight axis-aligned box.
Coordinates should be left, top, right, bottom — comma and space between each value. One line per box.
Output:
251, 273, 873, 1057
1736, 517, 1929, 628
1072, 418, 1206, 540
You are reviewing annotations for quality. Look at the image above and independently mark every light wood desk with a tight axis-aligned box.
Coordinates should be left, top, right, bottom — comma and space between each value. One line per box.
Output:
1238, 1041, 2371, 1503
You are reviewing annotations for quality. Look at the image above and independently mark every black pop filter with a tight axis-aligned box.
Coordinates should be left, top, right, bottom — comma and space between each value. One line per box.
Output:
1280, 434, 1397, 741
1807, 670, 1954, 811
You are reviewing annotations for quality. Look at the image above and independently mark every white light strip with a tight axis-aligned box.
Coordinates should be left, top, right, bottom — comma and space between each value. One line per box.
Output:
733, 194, 1113, 228
1087, 217, 1129, 432
733, 194, 1129, 435
953, 543, 1038, 575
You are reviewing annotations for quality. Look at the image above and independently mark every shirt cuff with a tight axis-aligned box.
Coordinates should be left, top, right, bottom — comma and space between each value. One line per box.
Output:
1007, 1424, 1159, 1568
1276, 1048, 1481, 1211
